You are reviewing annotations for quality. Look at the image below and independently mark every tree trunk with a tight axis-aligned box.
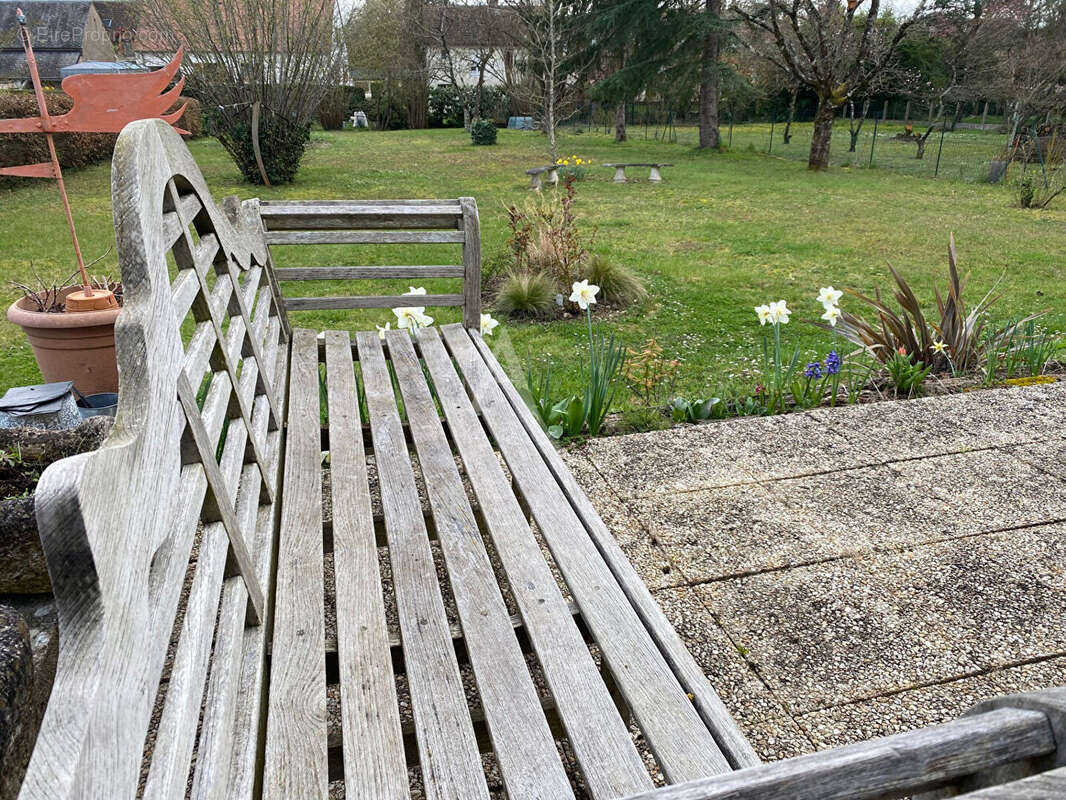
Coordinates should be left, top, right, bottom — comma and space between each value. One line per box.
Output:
615, 102, 627, 142
950, 102, 963, 131
903, 99, 911, 124
980, 100, 989, 126
808, 97, 835, 170
782, 88, 797, 144
697, 0, 722, 149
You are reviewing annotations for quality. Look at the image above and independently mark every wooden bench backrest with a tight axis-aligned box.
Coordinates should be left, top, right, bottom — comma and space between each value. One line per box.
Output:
259, 197, 482, 329
21, 119, 288, 800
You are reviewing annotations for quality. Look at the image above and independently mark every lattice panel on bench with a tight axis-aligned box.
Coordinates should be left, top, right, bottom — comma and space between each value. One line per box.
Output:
161, 176, 284, 624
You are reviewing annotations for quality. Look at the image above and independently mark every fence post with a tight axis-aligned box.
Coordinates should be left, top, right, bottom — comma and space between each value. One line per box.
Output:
869, 116, 879, 167
768, 111, 775, 154
934, 118, 947, 177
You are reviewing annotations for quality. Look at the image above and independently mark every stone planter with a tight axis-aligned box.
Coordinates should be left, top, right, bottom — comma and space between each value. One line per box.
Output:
0, 496, 47, 594
0, 417, 114, 595
6, 287, 121, 396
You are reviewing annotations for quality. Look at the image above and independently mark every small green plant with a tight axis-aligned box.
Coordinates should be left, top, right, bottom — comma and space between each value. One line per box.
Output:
525, 364, 587, 440
1012, 320, 1060, 377
470, 118, 497, 146
586, 254, 647, 307
670, 396, 721, 423
1018, 177, 1036, 208
582, 322, 627, 437
495, 271, 556, 317
885, 350, 932, 396
622, 339, 678, 406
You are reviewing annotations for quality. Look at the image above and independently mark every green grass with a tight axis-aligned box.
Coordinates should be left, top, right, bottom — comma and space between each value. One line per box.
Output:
1, 125, 1064, 405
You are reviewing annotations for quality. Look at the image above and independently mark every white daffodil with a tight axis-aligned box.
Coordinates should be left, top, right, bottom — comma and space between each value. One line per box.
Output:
821, 305, 841, 327
393, 306, 434, 330
480, 312, 499, 336
376, 321, 391, 340
569, 279, 600, 310
404, 286, 427, 296
755, 304, 773, 326
932, 340, 949, 355
769, 299, 791, 325
817, 286, 843, 308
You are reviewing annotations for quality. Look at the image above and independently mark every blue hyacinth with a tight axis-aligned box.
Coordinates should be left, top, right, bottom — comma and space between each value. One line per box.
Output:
804, 361, 823, 379
825, 350, 841, 375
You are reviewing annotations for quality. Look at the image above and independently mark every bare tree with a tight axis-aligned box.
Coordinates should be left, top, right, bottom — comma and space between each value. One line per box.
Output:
735, 0, 927, 170
504, 0, 585, 161
986, 0, 1066, 142
139, 0, 344, 183
345, 0, 433, 130
426, 3, 498, 129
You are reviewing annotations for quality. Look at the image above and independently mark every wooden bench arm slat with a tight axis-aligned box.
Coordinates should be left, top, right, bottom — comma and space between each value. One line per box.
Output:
618, 708, 1056, 800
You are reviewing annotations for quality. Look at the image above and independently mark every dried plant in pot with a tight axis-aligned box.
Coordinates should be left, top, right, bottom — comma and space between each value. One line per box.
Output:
6, 264, 123, 396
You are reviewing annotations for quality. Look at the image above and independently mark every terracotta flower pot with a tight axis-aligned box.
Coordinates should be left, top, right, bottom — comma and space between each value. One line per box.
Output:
6, 287, 120, 395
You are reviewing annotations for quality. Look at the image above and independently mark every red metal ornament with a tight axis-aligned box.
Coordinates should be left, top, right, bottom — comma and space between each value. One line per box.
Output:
1, 8, 188, 300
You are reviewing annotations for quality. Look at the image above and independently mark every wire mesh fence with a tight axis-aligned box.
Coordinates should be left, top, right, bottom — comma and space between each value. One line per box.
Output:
560, 102, 1053, 186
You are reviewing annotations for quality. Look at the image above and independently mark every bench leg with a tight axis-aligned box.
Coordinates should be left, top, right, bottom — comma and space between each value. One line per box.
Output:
547, 168, 559, 186
612, 167, 627, 183
648, 166, 663, 182
529, 174, 542, 190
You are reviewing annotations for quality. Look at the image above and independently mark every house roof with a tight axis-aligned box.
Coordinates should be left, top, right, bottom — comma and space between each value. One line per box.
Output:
0, 1, 91, 50
422, 4, 522, 50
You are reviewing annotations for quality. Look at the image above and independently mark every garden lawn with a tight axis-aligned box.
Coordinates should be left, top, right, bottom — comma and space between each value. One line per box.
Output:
1, 126, 1064, 407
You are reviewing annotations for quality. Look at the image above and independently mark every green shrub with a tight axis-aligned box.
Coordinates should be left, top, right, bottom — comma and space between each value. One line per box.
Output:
1019, 177, 1036, 208
205, 105, 311, 185
176, 97, 203, 137
495, 272, 556, 317
586, 254, 647, 307
317, 87, 351, 130
471, 118, 497, 146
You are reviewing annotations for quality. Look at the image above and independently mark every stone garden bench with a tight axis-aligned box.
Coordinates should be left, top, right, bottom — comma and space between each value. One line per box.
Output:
525, 164, 559, 189
604, 162, 674, 182
17, 118, 1066, 799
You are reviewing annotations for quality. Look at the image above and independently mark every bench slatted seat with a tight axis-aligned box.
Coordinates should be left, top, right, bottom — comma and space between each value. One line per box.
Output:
17, 119, 1066, 800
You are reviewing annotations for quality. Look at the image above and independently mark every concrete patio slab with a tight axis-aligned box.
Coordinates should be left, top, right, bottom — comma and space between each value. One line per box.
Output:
696, 556, 982, 715
891, 449, 1066, 533
559, 449, 685, 590
765, 463, 956, 551
565, 381, 1066, 767
628, 485, 846, 582
654, 586, 788, 723
798, 656, 1066, 749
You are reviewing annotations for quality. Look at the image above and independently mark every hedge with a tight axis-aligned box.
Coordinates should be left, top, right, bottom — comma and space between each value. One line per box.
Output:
0, 91, 202, 182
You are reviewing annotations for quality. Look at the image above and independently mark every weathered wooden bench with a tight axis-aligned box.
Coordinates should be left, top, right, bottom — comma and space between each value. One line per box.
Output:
18, 119, 1066, 799
525, 164, 559, 190
603, 162, 674, 183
